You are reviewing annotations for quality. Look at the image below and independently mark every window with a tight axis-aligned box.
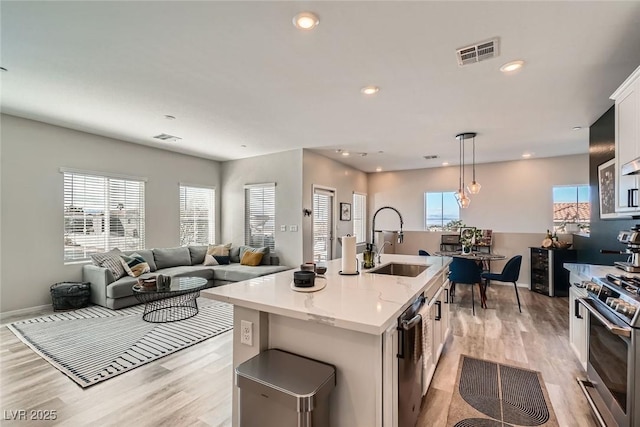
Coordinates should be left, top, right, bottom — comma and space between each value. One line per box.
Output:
553, 185, 590, 233
63, 170, 145, 262
245, 183, 276, 251
353, 193, 367, 243
179, 185, 215, 246
424, 192, 460, 231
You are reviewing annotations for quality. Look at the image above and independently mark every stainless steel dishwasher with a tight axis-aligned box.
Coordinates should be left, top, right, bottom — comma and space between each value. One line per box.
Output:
397, 294, 425, 427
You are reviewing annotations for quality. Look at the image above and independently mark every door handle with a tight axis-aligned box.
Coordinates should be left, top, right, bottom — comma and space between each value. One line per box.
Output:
578, 298, 631, 337
445, 288, 449, 304
628, 188, 638, 208
574, 298, 583, 319
435, 301, 442, 321
396, 326, 405, 359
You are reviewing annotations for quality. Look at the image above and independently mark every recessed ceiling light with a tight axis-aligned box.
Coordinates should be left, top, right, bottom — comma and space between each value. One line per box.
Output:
164, 115, 176, 120
361, 86, 380, 95
522, 153, 532, 158
500, 60, 525, 73
572, 126, 582, 131
376, 167, 382, 172
341, 151, 350, 156
442, 162, 449, 166
293, 12, 319, 30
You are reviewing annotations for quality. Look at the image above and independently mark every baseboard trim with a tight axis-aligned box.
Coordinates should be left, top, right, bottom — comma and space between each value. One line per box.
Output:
1, 304, 52, 323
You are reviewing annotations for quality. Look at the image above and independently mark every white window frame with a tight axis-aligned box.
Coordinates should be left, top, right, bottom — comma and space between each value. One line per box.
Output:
179, 184, 216, 246
244, 183, 276, 251
61, 168, 146, 263
353, 192, 367, 244
424, 191, 460, 231
552, 185, 590, 234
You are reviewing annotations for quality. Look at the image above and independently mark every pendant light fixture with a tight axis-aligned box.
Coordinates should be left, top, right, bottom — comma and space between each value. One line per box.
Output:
454, 133, 472, 208
466, 132, 482, 194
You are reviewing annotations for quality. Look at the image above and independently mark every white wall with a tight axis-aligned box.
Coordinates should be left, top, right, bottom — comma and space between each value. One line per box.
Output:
302, 150, 368, 262
367, 154, 589, 232
0, 115, 222, 312
220, 150, 303, 268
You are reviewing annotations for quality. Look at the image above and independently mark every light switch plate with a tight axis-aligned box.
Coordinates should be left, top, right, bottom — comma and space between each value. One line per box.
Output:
289, 225, 298, 232
280, 225, 287, 232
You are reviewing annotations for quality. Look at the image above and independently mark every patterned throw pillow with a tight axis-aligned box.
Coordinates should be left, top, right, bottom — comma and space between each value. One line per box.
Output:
213, 255, 230, 265
91, 248, 125, 279
240, 251, 263, 266
203, 254, 219, 266
207, 243, 232, 256
120, 253, 151, 277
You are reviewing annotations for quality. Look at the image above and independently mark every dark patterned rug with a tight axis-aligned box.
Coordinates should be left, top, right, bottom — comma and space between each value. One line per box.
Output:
447, 355, 560, 427
7, 298, 233, 388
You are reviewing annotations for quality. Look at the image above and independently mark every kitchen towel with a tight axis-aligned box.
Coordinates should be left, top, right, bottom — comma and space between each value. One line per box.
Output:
341, 235, 358, 274
418, 302, 430, 365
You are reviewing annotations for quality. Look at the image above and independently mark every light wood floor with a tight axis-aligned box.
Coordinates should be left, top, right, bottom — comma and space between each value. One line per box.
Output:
0, 286, 598, 427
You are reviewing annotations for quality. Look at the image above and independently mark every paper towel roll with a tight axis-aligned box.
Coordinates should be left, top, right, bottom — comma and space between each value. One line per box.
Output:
341, 235, 358, 274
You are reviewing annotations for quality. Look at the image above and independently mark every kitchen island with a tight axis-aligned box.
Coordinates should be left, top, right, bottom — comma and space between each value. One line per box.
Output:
202, 254, 452, 427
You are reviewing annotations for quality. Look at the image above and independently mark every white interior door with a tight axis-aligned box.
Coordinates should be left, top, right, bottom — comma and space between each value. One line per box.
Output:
313, 188, 334, 262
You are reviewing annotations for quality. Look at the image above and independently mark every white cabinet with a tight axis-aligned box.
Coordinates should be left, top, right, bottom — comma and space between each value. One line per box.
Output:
568, 275, 588, 371
422, 275, 451, 396
611, 65, 640, 213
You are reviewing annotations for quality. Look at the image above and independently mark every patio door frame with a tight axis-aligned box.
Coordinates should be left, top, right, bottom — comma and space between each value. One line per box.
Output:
312, 185, 337, 262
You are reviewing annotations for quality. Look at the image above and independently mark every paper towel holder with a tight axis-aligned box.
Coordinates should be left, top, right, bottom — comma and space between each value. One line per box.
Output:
339, 259, 360, 276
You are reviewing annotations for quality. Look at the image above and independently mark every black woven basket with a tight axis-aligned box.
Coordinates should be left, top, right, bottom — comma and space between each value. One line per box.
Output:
50, 282, 91, 311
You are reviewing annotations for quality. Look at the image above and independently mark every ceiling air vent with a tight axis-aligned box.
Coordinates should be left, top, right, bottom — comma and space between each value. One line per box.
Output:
456, 37, 500, 66
423, 155, 439, 160
153, 133, 182, 142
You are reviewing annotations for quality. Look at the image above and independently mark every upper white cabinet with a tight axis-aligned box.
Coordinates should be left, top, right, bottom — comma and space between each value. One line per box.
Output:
611, 65, 640, 213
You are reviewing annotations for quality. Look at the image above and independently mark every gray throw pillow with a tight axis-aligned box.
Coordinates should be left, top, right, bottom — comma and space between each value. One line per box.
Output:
153, 247, 191, 269
230, 246, 241, 263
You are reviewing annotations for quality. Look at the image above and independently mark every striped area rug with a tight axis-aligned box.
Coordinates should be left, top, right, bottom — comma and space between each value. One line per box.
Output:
7, 299, 233, 388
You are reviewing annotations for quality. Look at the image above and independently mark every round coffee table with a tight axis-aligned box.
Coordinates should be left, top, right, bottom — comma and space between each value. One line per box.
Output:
132, 276, 209, 323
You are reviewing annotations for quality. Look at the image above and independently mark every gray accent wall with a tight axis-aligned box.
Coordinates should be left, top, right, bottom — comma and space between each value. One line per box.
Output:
573, 106, 637, 264
0, 114, 222, 313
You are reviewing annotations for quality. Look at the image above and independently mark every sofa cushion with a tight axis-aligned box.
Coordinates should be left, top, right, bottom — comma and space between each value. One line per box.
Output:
153, 247, 191, 269
91, 248, 126, 279
120, 253, 150, 277
106, 266, 216, 299
212, 264, 291, 282
239, 246, 271, 266
241, 251, 263, 266
230, 246, 241, 263
123, 249, 157, 272
188, 245, 208, 265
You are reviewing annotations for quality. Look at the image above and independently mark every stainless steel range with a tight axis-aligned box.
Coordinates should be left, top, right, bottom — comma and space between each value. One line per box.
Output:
578, 274, 640, 427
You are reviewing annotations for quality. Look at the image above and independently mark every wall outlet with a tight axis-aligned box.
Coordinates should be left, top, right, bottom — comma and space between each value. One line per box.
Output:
280, 225, 287, 232
240, 320, 253, 346
289, 225, 298, 232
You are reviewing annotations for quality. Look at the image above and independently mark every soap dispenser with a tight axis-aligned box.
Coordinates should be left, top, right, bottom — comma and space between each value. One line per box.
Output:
363, 243, 375, 269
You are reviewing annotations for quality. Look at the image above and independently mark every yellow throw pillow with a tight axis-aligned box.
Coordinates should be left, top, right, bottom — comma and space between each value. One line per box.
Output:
241, 251, 263, 266
207, 243, 232, 256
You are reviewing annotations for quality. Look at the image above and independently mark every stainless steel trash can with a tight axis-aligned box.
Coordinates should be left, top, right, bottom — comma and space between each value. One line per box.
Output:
235, 349, 336, 427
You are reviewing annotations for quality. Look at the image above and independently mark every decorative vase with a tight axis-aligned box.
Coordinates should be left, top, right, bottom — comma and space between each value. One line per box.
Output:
462, 245, 472, 255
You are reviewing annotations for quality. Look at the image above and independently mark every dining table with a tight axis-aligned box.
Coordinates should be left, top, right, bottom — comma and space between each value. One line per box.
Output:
435, 250, 507, 309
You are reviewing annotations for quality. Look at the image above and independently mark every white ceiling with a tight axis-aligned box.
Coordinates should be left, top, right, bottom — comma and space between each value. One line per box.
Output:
2, 1, 640, 172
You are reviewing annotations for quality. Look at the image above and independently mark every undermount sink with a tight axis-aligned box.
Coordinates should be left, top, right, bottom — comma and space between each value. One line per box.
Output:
368, 262, 428, 277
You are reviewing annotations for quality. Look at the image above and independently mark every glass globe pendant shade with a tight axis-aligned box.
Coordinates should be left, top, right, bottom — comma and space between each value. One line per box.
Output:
467, 180, 482, 194
460, 194, 471, 208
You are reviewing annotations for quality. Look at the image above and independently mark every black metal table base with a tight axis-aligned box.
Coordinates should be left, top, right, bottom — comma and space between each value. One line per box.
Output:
139, 290, 201, 323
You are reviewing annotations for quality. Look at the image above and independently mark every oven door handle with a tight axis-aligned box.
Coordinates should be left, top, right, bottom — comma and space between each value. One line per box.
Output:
578, 298, 632, 338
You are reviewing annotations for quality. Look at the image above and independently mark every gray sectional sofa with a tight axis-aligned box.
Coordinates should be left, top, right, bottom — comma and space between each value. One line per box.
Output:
82, 245, 291, 309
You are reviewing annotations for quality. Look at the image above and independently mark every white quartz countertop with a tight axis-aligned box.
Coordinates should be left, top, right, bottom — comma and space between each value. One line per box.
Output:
564, 263, 640, 281
202, 254, 451, 335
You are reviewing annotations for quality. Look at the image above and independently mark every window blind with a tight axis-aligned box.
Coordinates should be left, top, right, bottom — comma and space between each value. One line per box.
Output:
63, 171, 145, 262
353, 193, 367, 244
313, 190, 332, 262
244, 184, 276, 251
180, 185, 215, 246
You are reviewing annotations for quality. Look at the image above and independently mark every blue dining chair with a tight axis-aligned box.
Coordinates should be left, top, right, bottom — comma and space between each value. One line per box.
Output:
481, 255, 523, 313
449, 257, 483, 315
418, 250, 430, 256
